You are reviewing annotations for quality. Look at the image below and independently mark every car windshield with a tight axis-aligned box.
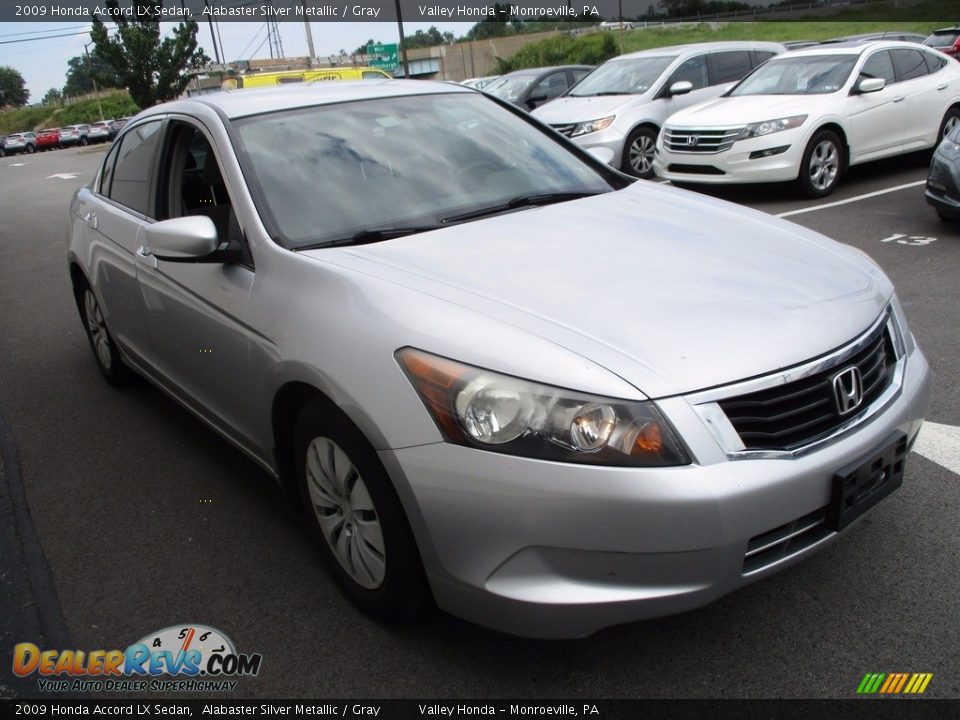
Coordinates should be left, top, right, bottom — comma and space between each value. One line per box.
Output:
484, 74, 536, 101
731, 54, 858, 95
233, 93, 616, 249
568, 56, 674, 97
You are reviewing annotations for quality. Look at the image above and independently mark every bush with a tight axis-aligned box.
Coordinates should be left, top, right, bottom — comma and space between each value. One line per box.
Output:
0, 90, 139, 134
497, 32, 619, 74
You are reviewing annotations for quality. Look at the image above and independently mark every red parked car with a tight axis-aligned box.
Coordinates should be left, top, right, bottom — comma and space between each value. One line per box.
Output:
36, 128, 60, 151
925, 27, 960, 59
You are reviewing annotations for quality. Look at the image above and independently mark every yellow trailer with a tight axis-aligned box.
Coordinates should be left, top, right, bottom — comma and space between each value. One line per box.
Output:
223, 67, 391, 90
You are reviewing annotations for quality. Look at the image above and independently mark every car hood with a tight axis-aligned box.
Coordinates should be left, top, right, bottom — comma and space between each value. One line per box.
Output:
532, 94, 646, 123
667, 94, 827, 127
302, 184, 891, 398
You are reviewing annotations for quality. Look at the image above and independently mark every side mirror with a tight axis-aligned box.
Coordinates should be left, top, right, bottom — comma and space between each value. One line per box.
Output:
856, 77, 885, 94
145, 216, 219, 261
526, 93, 548, 109
669, 81, 694, 96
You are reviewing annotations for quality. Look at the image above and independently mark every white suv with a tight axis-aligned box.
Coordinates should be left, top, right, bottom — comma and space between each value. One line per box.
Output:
654, 41, 960, 197
532, 41, 785, 178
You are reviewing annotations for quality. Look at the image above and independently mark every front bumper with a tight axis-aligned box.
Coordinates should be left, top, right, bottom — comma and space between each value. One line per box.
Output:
380, 344, 930, 638
925, 149, 960, 218
655, 129, 806, 184
564, 125, 628, 168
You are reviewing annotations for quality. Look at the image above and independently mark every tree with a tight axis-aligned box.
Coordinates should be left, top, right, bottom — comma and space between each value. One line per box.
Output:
42, 88, 64, 106
90, 0, 210, 108
0, 66, 29, 107
354, 39, 381, 56
63, 54, 122, 97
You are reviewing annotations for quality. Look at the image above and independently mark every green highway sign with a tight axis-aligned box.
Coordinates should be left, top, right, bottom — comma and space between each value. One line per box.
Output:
368, 43, 399, 71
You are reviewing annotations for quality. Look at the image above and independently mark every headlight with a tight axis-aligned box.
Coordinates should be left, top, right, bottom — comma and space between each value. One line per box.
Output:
396, 348, 690, 467
738, 115, 807, 141
569, 115, 615, 138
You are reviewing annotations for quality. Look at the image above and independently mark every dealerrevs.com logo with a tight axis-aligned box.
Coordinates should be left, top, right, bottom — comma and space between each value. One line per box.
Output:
12, 624, 262, 693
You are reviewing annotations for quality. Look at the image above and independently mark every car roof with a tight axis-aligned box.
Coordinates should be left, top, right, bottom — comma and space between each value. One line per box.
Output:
140, 79, 476, 120
782, 39, 929, 56
500, 65, 593, 78
613, 40, 785, 61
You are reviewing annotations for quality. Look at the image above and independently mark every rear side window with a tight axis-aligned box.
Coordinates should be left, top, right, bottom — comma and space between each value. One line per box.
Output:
922, 52, 948, 73
709, 51, 753, 84
106, 120, 162, 216
891, 49, 928, 81
753, 51, 778, 66
861, 51, 896, 85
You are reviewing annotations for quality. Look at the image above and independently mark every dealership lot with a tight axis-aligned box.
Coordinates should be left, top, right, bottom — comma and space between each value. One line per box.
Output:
0, 145, 957, 698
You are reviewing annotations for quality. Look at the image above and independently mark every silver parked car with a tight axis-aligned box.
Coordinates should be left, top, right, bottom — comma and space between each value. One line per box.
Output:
68, 81, 930, 638
532, 41, 785, 178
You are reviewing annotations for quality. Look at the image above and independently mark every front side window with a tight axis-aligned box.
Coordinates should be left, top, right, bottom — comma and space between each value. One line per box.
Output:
861, 51, 896, 85
233, 93, 616, 249
709, 51, 753, 84
568, 56, 674, 97
106, 120, 162, 216
532, 71, 569, 101
667, 55, 708, 91
731, 55, 858, 96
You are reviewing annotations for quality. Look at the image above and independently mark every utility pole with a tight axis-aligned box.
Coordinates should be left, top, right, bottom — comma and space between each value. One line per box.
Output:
204, 1, 221, 64
618, 0, 625, 54
301, 4, 316, 65
83, 42, 105, 121
395, 0, 410, 79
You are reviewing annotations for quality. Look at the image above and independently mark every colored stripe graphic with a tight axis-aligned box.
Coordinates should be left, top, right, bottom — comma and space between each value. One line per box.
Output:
857, 673, 932, 694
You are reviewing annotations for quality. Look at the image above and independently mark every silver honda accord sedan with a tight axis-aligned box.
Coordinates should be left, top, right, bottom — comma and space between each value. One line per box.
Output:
68, 80, 930, 638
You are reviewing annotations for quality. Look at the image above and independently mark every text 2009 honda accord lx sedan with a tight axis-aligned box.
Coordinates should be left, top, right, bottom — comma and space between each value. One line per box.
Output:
68, 81, 929, 638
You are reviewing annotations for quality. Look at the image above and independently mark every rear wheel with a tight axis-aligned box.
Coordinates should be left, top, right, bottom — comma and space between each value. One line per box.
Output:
295, 398, 427, 621
77, 283, 132, 385
797, 130, 842, 198
622, 126, 658, 179
80, 137, 88, 147
26, 144, 35, 154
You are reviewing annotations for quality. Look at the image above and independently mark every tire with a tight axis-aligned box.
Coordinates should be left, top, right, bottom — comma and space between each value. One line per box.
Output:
76, 282, 132, 385
939, 106, 960, 142
622, 126, 658, 179
80, 137, 88, 147
797, 129, 843, 198
295, 397, 427, 621
26, 144, 35, 154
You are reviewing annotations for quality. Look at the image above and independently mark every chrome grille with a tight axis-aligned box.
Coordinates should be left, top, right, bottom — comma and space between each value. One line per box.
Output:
664, 126, 743, 154
550, 123, 577, 138
718, 323, 896, 452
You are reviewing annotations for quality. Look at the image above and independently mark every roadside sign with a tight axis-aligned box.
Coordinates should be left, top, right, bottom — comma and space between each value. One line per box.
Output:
368, 43, 399, 71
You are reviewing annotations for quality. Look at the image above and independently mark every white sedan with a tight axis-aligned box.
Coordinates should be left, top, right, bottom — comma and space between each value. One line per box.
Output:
654, 41, 960, 197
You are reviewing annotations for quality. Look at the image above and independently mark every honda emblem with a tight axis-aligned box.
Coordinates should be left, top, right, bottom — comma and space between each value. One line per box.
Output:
832, 366, 864, 416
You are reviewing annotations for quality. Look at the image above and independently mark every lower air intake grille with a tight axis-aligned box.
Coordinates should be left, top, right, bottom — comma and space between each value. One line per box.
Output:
743, 507, 831, 574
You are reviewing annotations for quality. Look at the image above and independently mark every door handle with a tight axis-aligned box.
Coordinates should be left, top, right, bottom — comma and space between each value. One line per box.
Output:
135, 245, 157, 269
892, 96, 904, 103
82, 210, 97, 230
937, 83, 948, 91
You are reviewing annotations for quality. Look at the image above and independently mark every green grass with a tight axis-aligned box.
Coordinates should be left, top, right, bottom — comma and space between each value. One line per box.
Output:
0, 90, 139, 135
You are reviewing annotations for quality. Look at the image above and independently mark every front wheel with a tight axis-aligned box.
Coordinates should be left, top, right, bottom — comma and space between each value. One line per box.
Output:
939, 107, 960, 142
26, 144, 35, 154
797, 130, 843, 198
622, 126, 658, 179
295, 398, 427, 621
80, 137, 88, 147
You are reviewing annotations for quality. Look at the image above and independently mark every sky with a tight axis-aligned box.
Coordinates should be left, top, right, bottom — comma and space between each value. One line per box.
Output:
0, 21, 477, 102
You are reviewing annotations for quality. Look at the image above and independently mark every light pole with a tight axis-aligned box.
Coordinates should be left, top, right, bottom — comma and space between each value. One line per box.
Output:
83, 42, 105, 122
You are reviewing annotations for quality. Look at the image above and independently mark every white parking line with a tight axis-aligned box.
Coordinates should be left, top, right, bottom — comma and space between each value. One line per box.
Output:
913, 421, 960, 477
776, 180, 926, 218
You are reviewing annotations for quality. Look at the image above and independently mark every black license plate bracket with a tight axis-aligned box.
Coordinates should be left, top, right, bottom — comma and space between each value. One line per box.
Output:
827, 432, 908, 532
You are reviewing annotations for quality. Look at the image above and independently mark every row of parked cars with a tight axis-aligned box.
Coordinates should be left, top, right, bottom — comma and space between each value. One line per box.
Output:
0, 118, 131, 156
473, 28, 960, 199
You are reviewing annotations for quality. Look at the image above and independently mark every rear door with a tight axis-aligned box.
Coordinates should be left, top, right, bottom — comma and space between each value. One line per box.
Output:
890, 48, 943, 149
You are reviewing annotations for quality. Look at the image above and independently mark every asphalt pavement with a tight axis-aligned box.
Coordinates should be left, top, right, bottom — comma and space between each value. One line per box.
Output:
0, 145, 957, 699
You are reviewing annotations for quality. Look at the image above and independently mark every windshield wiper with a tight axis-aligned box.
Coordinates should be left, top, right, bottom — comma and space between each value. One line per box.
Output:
441, 192, 604, 224
295, 225, 444, 251
572, 91, 629, 97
